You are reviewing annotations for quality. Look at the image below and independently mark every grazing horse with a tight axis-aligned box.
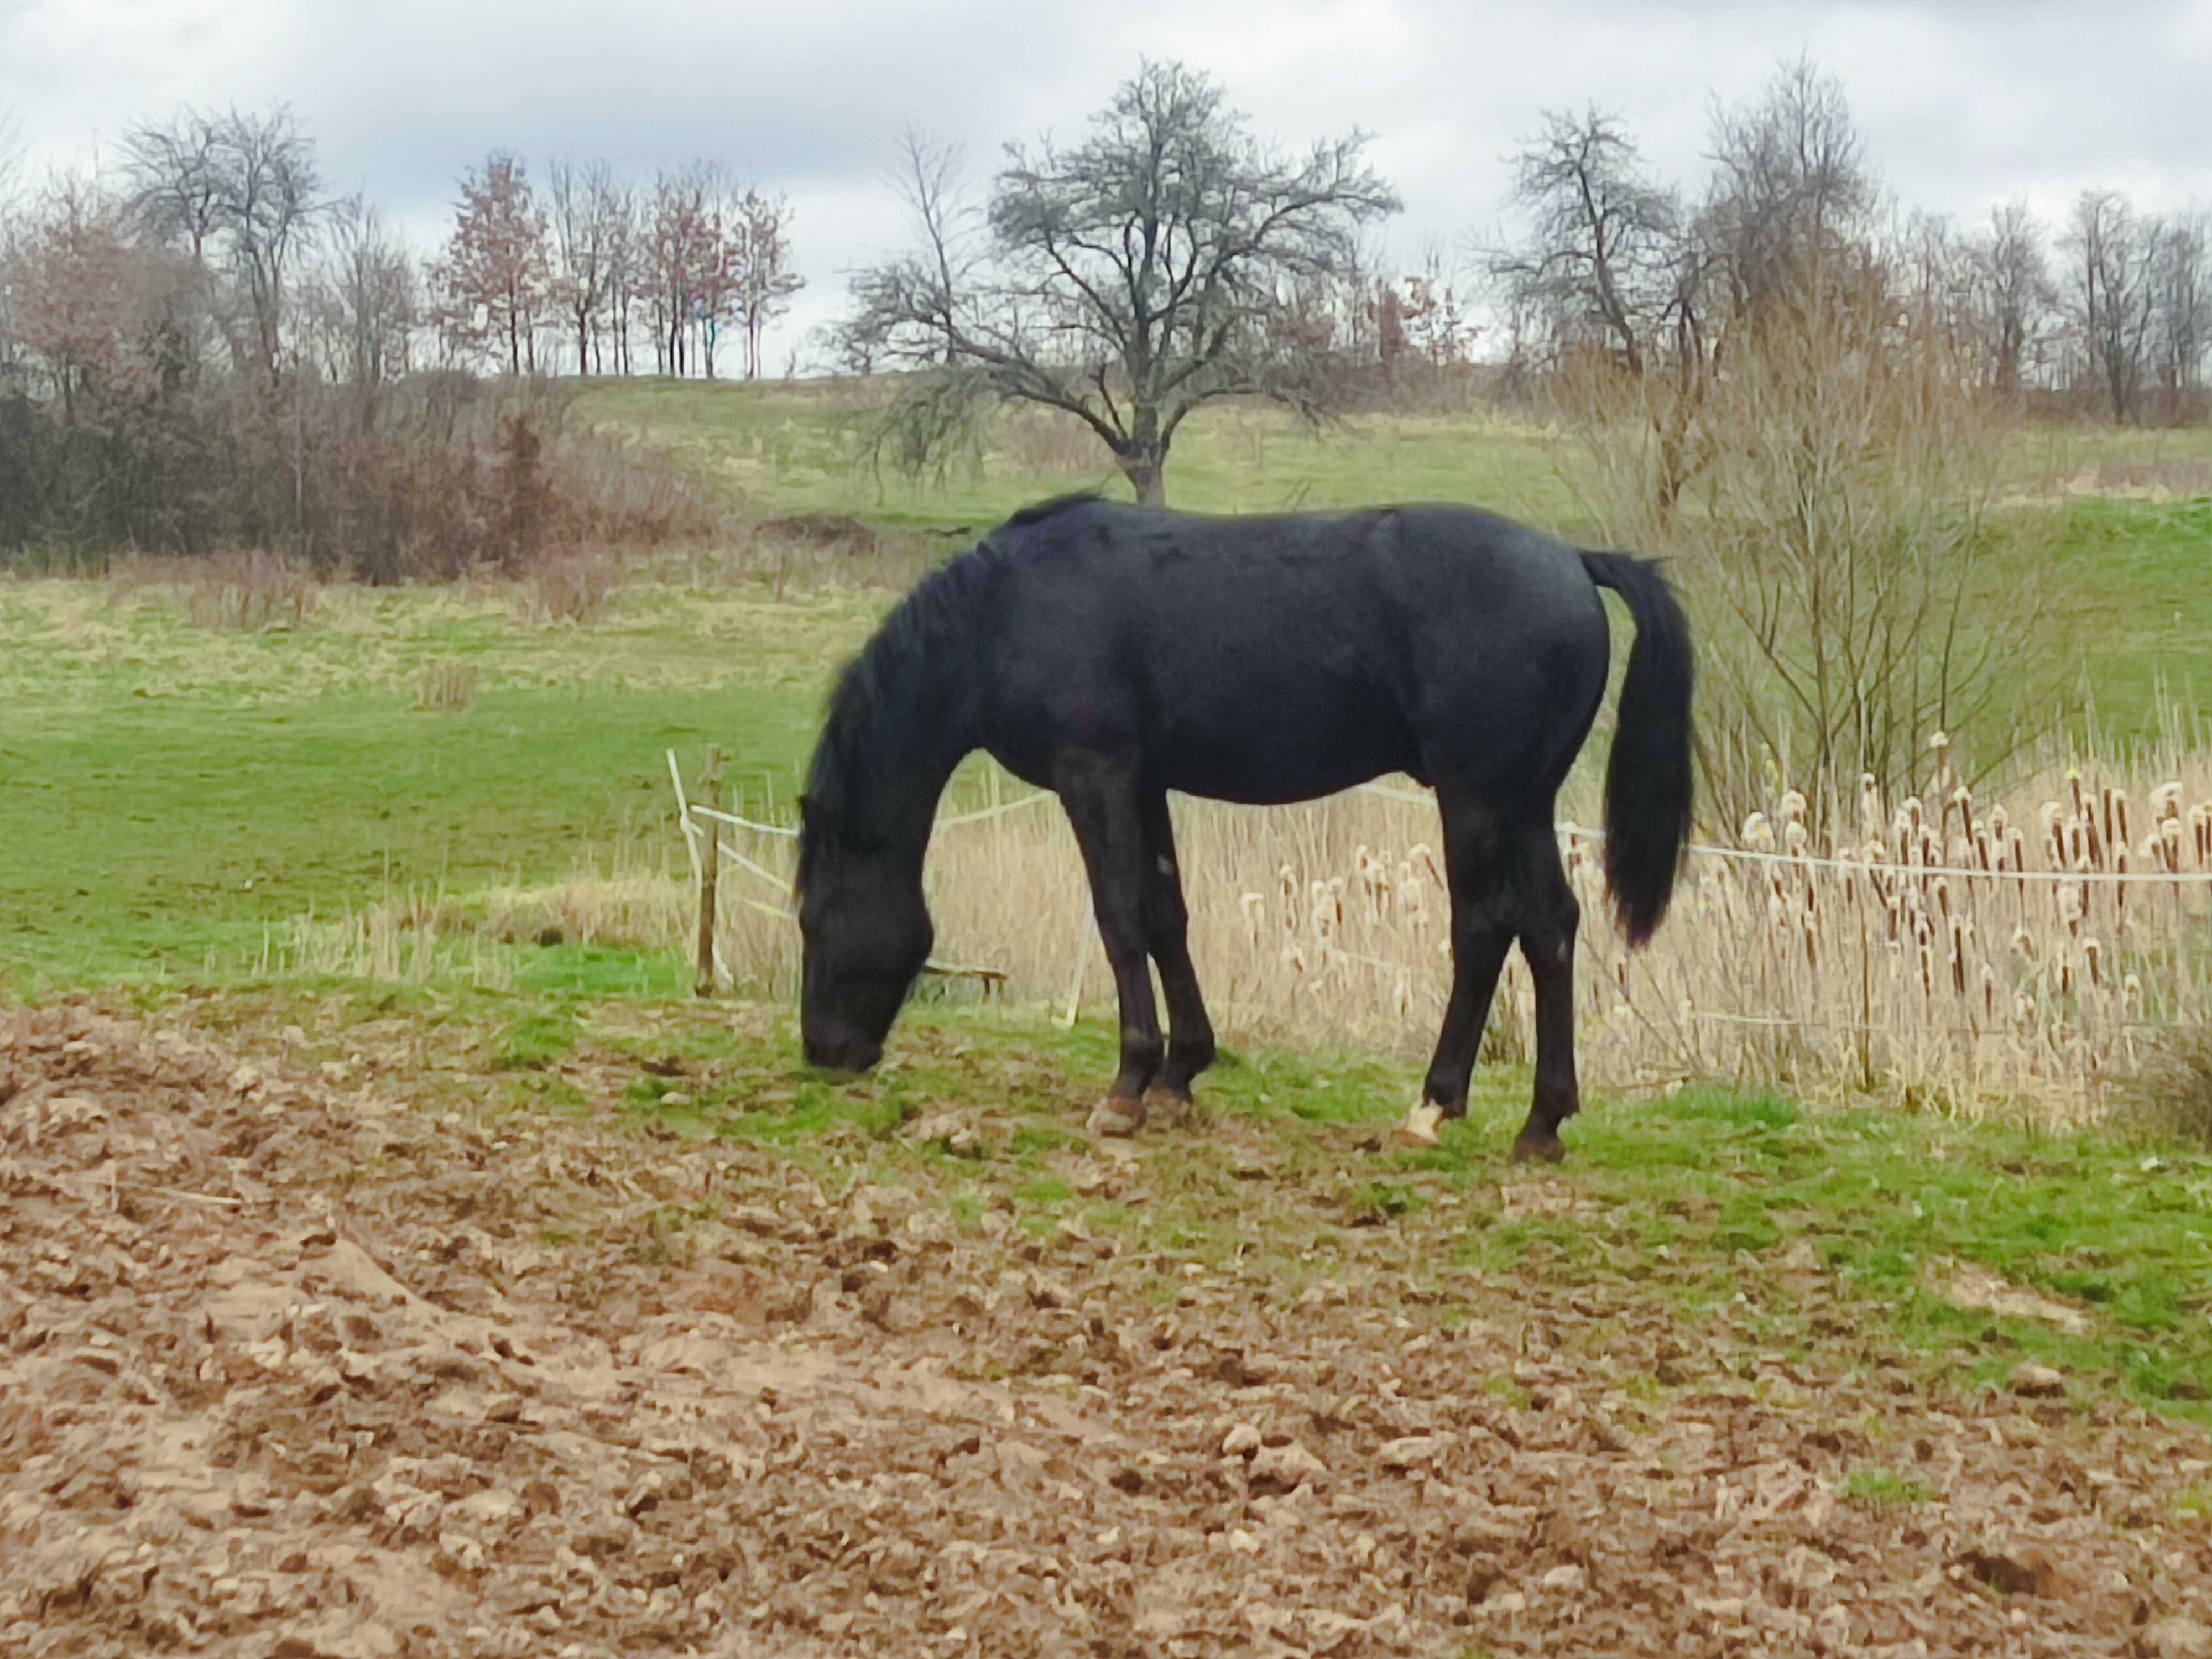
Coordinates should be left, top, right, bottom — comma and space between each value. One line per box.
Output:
795, 493, 1693, 1162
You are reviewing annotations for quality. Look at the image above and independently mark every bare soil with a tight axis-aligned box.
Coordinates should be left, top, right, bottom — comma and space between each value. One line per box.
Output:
4, 1003, 2210, 1657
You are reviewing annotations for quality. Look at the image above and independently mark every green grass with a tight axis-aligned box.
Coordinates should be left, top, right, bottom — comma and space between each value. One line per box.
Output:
0, 580, 879, 987
1843, 1466, 1938, 1507
577, 377, 2212, 739
572, 377, 1580, 530
2037, 495, 2212, 734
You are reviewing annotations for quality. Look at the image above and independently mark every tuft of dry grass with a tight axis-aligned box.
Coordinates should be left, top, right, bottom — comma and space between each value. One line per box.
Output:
273, 890, 511, 989
413, 660, 479, 712
109, 549, 318, 633
525, 547, 623, 624
2119, 1024, 2212, 1147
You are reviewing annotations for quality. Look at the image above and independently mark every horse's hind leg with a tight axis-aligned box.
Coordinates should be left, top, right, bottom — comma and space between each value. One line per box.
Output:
1054, 752, 1165, 1131
1508, 820, 1583, 1165
1420, 788, 1514, 1121
1137, 789, 1215, 1116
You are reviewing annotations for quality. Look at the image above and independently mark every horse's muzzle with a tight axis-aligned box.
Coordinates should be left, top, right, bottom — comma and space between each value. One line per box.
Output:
804, 1031, 883, 1076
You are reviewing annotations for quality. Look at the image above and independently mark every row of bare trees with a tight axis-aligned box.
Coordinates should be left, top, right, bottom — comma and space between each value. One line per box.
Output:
434, 152, 802, 381
1483, 66, 2210, 423
0, 103, 752, 564
1488, 63, 2093, 827
0, 102, 805, 411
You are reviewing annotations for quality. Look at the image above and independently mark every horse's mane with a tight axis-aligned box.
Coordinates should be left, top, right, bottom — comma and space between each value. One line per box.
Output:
802, 497, 1097, 860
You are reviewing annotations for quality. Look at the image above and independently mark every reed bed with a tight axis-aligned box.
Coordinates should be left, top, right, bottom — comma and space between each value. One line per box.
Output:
690, 739, 2212, 1123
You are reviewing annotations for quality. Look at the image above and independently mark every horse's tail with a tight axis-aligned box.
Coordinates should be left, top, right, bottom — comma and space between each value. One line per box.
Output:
1579, 550, 1694, 948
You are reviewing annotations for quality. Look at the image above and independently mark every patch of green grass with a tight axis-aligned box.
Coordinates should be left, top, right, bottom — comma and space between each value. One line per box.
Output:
2033, 495, 2212, 734
1843, 1466, 1937, 1507
0, 580, 876, 988
492, 1010, 578, 1071
571, 379, 1581, 533
1350, 1181, 1425, 1223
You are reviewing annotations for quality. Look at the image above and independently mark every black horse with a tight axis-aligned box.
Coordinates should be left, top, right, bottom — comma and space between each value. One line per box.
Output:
795, 493, 1693, 1161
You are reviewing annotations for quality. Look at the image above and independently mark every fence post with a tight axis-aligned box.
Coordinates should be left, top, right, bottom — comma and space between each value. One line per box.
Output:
695, 745, 723, 998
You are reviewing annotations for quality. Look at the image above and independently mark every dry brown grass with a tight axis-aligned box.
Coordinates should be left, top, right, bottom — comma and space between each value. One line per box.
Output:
524, 547, 624, 624
413, 659, 479, 712
272, 891, 512, 989
109, 549, 318, 632
681, 738, 2212, 1124
994, 405, 1106, 476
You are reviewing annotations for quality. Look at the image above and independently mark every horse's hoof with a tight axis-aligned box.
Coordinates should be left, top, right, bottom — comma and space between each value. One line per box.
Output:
1509, 1131, 1567, 1165
1088, 1096, 1149, 1137
1388, 1100, 1445, 1149
1141, 1087, 1194, 1127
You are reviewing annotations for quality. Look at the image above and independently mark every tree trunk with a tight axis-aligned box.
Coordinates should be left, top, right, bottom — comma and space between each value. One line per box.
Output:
1120, 448, 1167, 507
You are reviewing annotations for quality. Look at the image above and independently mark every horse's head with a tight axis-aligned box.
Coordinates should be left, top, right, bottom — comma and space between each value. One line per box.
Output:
795, 800, 933, 1074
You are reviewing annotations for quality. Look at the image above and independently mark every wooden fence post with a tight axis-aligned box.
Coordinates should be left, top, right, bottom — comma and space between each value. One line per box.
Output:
695, 745, 723, 998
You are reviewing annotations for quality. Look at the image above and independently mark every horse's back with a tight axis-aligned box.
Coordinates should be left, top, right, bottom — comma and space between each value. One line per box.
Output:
975, 499, 1611, 804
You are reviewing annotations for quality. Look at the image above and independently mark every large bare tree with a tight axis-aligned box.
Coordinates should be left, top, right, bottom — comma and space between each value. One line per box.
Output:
843, 60, 1399, 505
2063, 189, 2157, 422
1700, 59, 1876, 324
120, 105, 324, 387
1484, 107, 1677, 373
1969, 201, 2056, 400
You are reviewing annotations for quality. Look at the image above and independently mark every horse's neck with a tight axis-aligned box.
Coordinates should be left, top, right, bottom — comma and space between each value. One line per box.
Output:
854, 660, 975, 854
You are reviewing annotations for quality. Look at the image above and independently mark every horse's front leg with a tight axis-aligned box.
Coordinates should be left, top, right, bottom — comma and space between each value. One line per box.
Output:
1055, 753, 1165, 1134
1137, 788, 1215, 1119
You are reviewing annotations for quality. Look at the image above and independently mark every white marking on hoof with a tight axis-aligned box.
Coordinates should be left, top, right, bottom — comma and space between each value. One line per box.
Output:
1088, 1097, 1148, 1137
1387, 1099, 1445, 1149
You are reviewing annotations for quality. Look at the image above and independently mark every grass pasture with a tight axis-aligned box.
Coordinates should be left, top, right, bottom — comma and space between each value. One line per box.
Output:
575, 377, 2212, 744
7, 384, 2212, 1655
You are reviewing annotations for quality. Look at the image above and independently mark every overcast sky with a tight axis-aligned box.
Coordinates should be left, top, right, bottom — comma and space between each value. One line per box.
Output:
5, 0, 2209, 370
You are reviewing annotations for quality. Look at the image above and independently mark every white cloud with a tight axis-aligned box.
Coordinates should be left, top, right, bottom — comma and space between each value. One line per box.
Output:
5, 0, 2208, 369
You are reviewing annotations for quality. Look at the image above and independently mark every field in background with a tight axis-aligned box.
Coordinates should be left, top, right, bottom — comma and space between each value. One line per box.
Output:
6, 389, 2211, 1652
574, 378, 2212, 746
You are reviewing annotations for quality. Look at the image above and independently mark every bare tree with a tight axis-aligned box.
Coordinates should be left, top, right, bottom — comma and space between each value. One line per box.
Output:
0, 106, 26, 381
1969, 201, 2055, 400
1700, 59, 1877, 323
434, 152, 551, 375
548, 158, 623, 375
310, 195, 418, 388
0, 105, 21, 205
207, 107, 324, 385
2148, 211, 2210, 409
2063, 189, 2157, 422
1485, 107, 1676, 373
602, 182, 640, 375
729, 187, 803, 379
120, 108, 227, 267
843, 60, 1399, 504
643, 164, 728, 378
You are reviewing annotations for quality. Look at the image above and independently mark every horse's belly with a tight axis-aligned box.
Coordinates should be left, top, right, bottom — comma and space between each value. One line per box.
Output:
1152, 702, 1417, 805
